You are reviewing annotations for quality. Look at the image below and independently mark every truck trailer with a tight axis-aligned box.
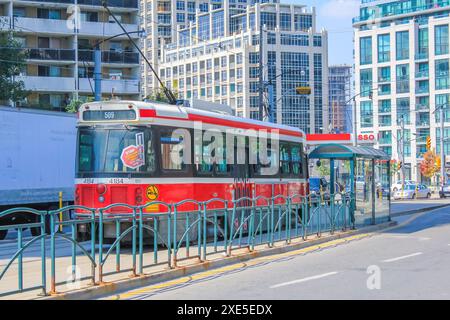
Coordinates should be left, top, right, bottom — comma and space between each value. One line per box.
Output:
0, 106, 76, 240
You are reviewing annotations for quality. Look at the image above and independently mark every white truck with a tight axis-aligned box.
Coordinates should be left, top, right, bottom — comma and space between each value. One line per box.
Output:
0, 106, 77, 240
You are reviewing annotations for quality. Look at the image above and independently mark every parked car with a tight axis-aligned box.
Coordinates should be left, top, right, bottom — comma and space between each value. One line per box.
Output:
391, 180, 415, 193
439, 184, 450, 198
393, 184, 431, 200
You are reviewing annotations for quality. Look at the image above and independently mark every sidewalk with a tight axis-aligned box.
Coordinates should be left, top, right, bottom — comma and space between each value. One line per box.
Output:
1, 200, 448, 300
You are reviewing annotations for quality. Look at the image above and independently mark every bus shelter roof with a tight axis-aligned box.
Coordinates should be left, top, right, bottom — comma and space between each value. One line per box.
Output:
309, 144, 390, 160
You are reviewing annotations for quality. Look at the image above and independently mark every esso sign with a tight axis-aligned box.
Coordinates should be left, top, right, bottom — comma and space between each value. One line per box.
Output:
357, 134, 377, 143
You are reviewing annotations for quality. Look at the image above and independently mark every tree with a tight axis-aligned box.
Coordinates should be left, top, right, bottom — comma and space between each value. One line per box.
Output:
145, 88, 179, 104
0, 31, 28, 104
317, 159, 330, 177
66, 97, 94, 113
419, 150, 438, 178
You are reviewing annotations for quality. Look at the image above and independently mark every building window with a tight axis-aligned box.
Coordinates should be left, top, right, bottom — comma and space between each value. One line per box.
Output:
435, 25, 449, 55
360, 101, 373, 128
378, 66, 390, 82
377, 34, 390, 63
279, 13, 291, 31
396, 98, 410, 125
294, 14, 312, 31
396, 31, 409, 60
198, 15, 210, 40
313, 36, 322, 47
360, 36, 372, 65
435, 59, 449, 90
360, 69, 372, 97
249, 52, 259, 64
379, 99, 391, 113
396, 64, 409, 93
418, 28, 428, 58
176, 13, 185, 23
176, 1, 185, 11
212, 11, 225, 39
260, 12, 276, 31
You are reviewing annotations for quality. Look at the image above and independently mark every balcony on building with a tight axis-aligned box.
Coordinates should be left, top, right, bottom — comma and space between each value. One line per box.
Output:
12, 14, 139, 38
353, 1, 450, 25
17, 0, 138, 10
28, 48, 76, 62
79, 78, 139, 95
78, 49, 139, 65
415, 70, 429, 79
19, 75, 76, 92
415, 48, 429, 61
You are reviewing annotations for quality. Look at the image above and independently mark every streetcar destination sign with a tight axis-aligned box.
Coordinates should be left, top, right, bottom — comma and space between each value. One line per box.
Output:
82, 110, 136, 121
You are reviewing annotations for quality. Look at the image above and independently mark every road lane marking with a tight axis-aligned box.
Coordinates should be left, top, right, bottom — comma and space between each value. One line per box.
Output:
382, 252, 423, 263
269, 272, 338, 289
107, 234, 370, 300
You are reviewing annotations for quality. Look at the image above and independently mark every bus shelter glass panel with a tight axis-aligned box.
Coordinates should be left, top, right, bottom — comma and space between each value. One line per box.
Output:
374, 159, 390, 223
334, 160, 351, 192
354, 159, 374, 226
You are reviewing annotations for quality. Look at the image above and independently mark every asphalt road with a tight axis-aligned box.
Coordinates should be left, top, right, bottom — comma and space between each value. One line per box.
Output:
104, 205, 450, 300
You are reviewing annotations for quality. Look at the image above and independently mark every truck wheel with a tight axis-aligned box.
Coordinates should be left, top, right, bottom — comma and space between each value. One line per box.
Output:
0, 229, 7, 241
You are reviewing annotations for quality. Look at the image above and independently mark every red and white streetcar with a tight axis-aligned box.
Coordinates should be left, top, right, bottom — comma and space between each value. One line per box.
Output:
75, 100, 308, 239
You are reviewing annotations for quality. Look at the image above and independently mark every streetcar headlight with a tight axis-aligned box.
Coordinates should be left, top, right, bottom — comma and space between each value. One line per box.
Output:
98, 196, 105, 203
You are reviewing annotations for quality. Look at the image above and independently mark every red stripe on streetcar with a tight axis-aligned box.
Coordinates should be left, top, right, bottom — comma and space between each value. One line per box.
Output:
139, 109, 303, 138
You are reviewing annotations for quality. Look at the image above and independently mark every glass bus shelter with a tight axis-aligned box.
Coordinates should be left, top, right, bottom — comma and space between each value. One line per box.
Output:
309, 144, 391, 227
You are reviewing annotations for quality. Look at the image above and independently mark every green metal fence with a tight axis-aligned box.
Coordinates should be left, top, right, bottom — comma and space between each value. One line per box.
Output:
0, 193, 354, 297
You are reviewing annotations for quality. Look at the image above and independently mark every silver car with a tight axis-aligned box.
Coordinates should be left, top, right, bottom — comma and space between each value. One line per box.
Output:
393, 184, 431, 200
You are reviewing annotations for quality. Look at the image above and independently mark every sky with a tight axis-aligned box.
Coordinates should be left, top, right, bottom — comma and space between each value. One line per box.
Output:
292, 0, 360, 66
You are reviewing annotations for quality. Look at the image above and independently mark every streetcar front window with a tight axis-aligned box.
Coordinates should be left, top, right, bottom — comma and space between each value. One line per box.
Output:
77, 128, 155, 174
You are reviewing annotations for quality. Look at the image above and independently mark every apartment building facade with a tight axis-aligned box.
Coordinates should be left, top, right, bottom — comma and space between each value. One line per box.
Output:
328, 65, 352, 133
140, 0, 278, 97
157, 1, 329, 133
353, 0, 450, 182
0, 0, 141, 110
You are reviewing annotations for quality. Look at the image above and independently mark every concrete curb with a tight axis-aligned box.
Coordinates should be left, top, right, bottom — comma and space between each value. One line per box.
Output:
41, 220, 397, 300
391, 203, 450, 218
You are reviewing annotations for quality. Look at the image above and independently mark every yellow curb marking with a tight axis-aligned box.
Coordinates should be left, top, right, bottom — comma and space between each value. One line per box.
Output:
109, 233, 370, 300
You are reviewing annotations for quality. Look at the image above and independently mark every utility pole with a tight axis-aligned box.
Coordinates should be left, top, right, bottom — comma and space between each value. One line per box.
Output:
258, 22, 264, 121
94, 45, 102, 101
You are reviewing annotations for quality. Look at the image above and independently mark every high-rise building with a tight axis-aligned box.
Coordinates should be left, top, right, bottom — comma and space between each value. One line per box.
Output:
0, 0, 141, 110
156, 0, 329, 133
328, 65, 352, 133
353, 0, 450, 182
140, 0, 279, 97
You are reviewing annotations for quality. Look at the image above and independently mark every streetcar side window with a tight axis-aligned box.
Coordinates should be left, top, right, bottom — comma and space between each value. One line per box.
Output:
159, 129, 188, 172
291, 143, 303, 176
280, 142, 291, 176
